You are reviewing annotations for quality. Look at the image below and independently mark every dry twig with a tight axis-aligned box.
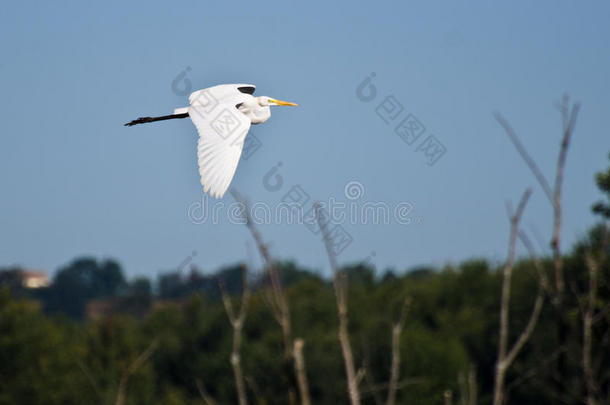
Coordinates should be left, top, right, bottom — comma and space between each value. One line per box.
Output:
386, 297, 411, 405
196, 379, 219, 405
231, 189, 310, 405
495, 96, 580, 402
583, 252, 600, 405
493, 189, 547, 405
293, 339, 311, 405
115, 339, 159, 405
315, 202, 361, 405
219, 264, 251, 405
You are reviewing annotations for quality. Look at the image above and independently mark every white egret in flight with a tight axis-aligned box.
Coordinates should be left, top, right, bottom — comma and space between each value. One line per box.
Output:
125, 84, 297, 198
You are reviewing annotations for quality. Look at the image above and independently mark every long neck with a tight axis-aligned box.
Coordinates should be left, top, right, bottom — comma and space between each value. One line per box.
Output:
238, 98, 270, 125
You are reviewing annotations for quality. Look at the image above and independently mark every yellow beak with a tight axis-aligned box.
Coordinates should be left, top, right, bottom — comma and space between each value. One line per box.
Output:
269, 98, 298, 106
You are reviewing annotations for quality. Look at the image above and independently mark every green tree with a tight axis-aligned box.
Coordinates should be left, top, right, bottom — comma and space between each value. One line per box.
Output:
45, 258, 126, 318
592, 153, 610, 218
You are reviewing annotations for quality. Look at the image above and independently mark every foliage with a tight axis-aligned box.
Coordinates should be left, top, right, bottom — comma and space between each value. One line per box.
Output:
592, 153, 610, 219
0, 239, 608, 405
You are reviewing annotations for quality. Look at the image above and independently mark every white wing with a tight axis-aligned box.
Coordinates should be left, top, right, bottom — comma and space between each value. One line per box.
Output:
188, 84, 254, 198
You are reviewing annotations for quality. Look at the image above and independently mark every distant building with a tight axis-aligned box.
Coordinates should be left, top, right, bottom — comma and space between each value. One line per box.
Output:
19, 270, 50, 289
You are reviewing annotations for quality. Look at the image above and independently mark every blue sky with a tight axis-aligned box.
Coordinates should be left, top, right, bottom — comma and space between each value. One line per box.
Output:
1, 1, 608, 278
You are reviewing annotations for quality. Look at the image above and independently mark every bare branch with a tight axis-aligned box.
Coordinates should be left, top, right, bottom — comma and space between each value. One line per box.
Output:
387, 297, 412, 405
231, 189, 292, 357
458, 365, 477, 405
518, 231, 550, 291
196, 379, 218, 405
459, 371, 468, 405
116, 339, 159, 405
244, 375, 265, 405
356, 368, 366, 387
551, 96, 580, 296
496, 97, 579, 401
503, 232, 547, 367
494, 113, 553, 203
75, 358, 104, 403
493, 189, 532, 405
444, 390, 453, 405
550, 96, 580, 400
232, 189, 308, 405
361, 346, 384, 405
220, 264, 251, 326
583, 251, 600, 405
315, 202, 361, 405
506, 347, 562, 393
364, 369, 384, 405
467, 366, 477, 405
219, 279, 237, 323
554, 97, 580, 214
293, 339, 311, 405
219, 264, 251, 405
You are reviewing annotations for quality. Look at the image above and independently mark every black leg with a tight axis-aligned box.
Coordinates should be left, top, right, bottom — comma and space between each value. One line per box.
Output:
124, 112, 189, 127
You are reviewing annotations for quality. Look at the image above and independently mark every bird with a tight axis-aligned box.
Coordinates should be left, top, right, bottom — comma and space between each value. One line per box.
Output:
125, 84, 297, 198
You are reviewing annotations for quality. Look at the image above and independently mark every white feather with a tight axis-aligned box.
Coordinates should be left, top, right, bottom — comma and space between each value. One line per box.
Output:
188, 84, 254, 198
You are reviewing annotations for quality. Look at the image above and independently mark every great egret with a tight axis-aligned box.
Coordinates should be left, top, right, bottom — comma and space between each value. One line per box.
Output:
125, 84, 297, 198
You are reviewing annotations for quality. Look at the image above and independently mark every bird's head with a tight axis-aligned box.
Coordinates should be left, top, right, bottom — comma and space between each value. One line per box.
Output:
257, 96, 298, 107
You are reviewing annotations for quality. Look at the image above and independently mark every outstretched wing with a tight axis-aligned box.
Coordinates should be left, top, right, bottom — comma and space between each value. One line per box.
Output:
188, 84, 254, 198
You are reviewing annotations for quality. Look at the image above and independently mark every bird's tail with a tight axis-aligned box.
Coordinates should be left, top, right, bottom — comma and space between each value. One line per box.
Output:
124, 110, 189, 127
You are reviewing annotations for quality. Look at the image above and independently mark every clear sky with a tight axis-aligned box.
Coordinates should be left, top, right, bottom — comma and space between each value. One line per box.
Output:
1, 1, 609, 278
